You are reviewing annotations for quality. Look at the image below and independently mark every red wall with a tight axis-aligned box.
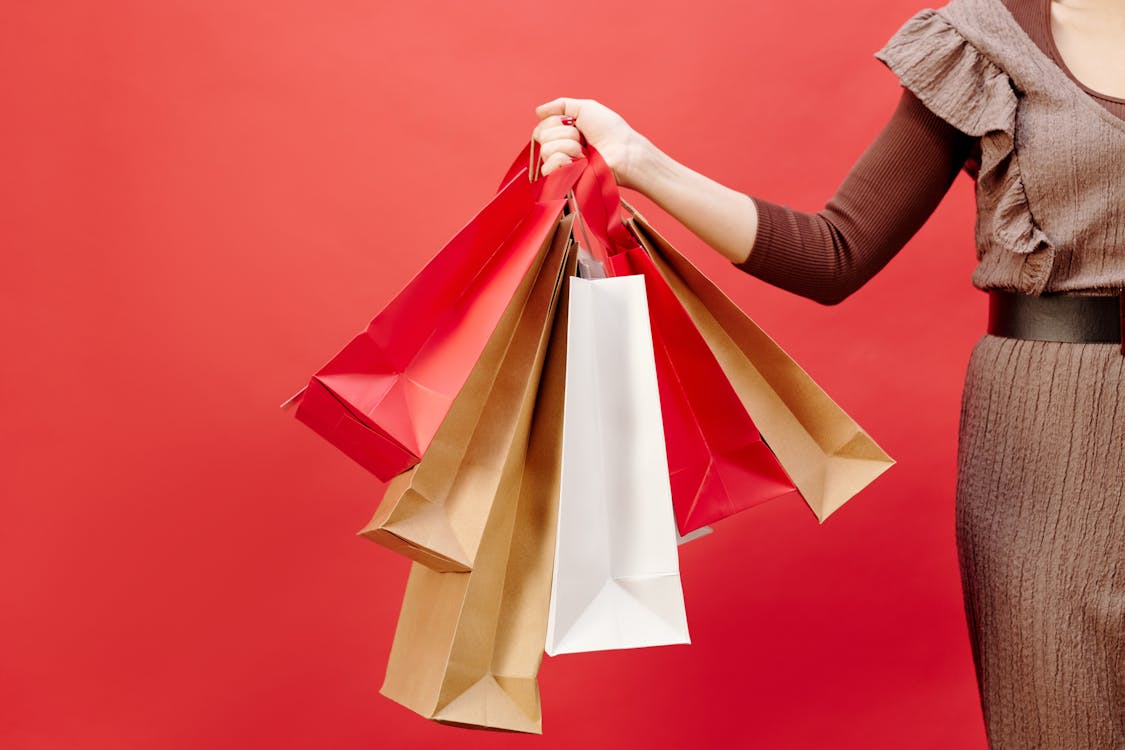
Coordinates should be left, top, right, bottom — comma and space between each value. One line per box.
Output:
1, 1, 989, 747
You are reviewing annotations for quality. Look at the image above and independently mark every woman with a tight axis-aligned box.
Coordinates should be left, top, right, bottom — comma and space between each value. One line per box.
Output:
533, 0, 1124, 747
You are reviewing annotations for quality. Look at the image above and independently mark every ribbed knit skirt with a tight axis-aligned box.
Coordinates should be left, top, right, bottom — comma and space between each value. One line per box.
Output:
955, 333, 1125, 748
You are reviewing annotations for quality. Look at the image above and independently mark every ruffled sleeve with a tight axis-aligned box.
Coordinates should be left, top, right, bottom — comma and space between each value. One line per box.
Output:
874, 8, 1055, 290
874, 9, 1016, 140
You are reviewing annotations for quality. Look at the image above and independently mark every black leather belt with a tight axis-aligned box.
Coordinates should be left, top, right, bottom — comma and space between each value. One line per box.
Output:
987, 290, 1125, 355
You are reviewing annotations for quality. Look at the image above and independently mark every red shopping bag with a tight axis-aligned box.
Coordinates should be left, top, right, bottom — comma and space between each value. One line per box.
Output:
283, 148, 585, 480
610, 247, 796, 532
572, 148, 796, 533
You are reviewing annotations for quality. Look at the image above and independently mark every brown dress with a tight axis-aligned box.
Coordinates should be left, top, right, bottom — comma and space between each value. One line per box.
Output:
737, 0, 1125, 746
878, 1, 1124, 747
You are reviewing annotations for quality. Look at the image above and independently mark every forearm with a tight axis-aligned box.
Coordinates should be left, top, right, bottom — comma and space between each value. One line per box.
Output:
626, 139, 760, 265
622, 89, 973, 305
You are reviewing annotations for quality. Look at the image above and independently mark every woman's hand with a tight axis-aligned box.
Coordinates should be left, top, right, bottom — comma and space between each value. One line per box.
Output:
534, 97, 761, 267
532, 98, 650, 190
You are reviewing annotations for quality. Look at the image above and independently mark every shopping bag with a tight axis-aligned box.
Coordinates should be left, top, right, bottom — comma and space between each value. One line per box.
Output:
568, 150, 796, 534
611, 247, 797, 533
544, 272, 690, 655
626, 207, 895, 521
378, 231, 577, 734
282, 152, 585, 481
357, 216, 574, 572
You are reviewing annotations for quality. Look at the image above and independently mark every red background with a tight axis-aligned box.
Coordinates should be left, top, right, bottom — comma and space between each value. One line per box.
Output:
1, 1, 989, 747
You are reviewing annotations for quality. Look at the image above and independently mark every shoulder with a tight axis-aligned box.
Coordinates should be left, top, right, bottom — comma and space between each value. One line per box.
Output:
880, 0, 1038, 71
874, 0, 1021, 138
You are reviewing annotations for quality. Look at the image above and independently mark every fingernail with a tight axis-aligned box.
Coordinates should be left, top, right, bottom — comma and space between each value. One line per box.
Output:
561, 116, 576, 126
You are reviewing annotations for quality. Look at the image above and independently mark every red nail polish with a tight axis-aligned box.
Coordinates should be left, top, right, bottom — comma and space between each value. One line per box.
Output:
561, 116, 576, 126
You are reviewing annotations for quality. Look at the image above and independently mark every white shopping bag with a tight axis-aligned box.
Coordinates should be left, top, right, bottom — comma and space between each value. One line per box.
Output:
544, 272, 691, 656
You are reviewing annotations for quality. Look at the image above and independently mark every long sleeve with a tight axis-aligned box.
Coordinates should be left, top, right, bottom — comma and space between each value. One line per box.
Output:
734, 88, 976, 305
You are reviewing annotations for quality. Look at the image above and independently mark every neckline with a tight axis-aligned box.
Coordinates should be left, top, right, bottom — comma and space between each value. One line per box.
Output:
984, 0, 1125, 131
1043, 0, 1125, 105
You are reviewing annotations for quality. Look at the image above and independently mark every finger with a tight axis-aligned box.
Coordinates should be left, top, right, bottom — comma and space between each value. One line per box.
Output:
535, 97, 580, 120
540, 151, 575, 175
535, 125, 581, 145
539, 138, 583, 162
532, 116, 573, 144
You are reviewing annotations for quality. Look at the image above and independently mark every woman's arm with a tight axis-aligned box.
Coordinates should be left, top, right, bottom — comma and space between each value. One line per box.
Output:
535, 90, 974, 305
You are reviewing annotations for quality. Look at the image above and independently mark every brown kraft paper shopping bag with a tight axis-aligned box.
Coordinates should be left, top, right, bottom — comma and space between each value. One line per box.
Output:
626, 209, 894, 521
377, 228, 576, 733
358, 216, 571, 572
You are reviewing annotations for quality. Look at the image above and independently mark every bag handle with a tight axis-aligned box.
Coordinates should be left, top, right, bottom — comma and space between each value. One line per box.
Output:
497, 141, 536, 187
570, 145, 639, 255
498, 137, 639, 269
497, 140, 587, 203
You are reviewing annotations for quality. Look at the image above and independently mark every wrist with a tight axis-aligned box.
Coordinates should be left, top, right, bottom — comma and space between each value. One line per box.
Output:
612, 132, 663, 193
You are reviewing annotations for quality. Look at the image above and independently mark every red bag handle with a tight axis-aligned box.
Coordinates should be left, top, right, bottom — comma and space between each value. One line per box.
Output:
498, 137, 640, 272
570, 145, 639, 254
